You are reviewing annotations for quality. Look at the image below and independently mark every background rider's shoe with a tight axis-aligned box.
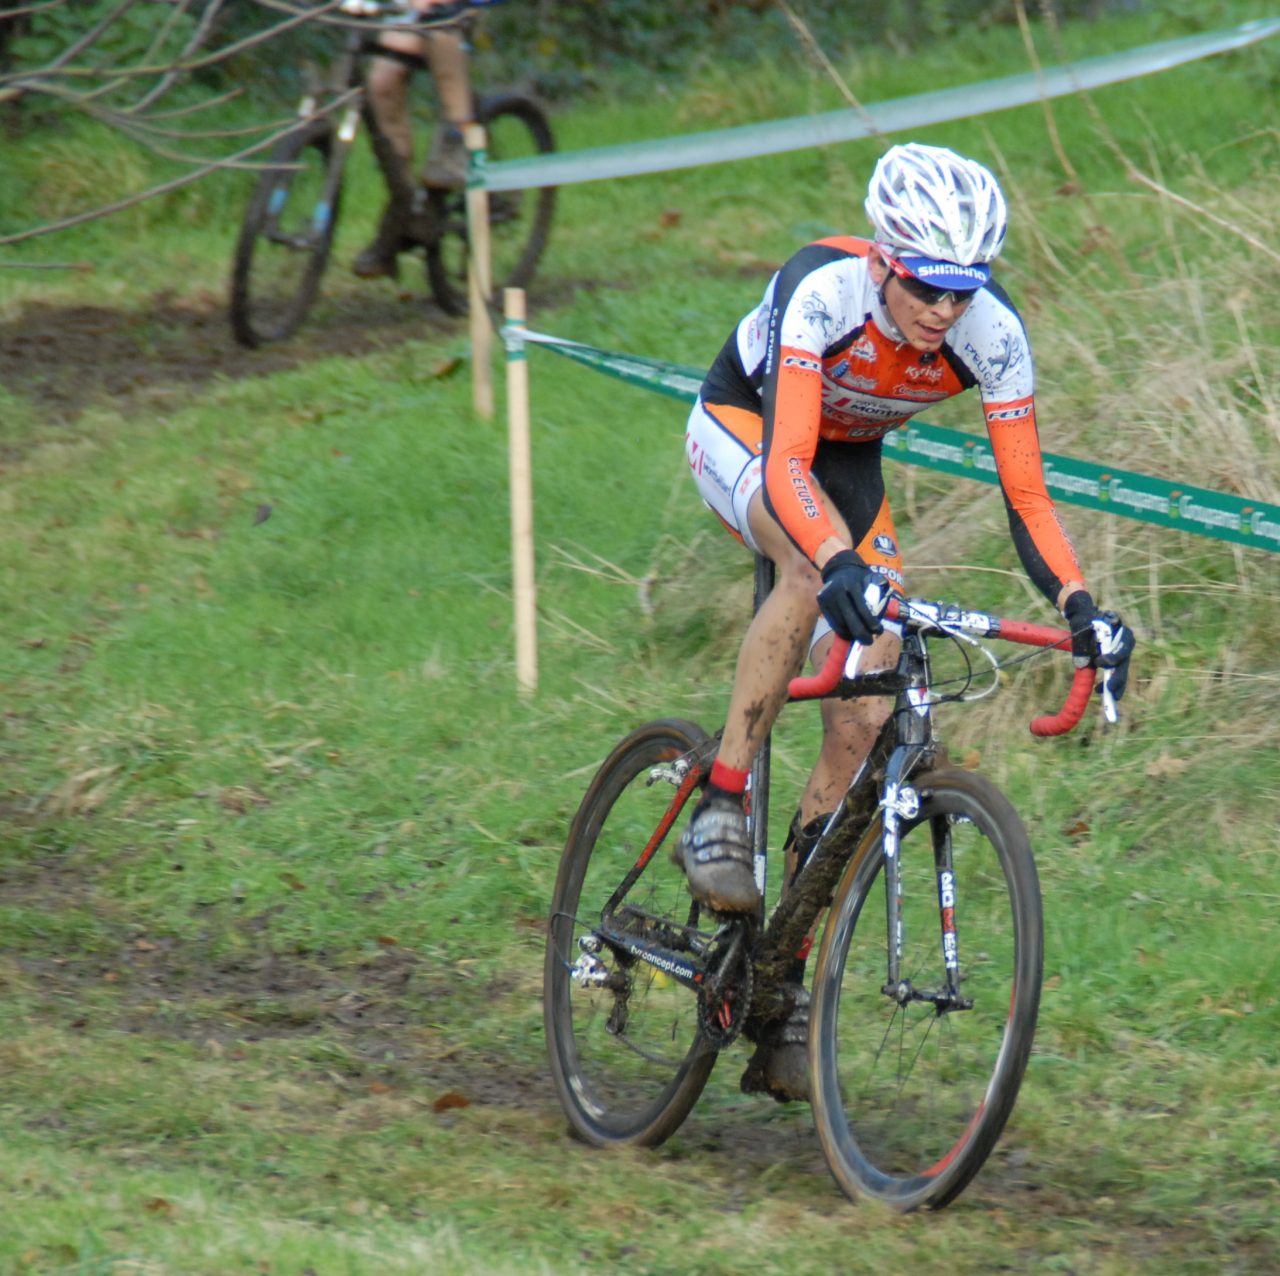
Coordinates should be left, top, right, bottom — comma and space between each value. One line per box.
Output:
672, 796, 758, 914
759, 984, 810, 1102
422, 124, 468, 190
352, 203, 405, 279
352, 241, 400, 279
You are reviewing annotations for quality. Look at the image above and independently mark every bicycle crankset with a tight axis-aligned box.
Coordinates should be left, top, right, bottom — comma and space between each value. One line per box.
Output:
696, 921, 754, 1049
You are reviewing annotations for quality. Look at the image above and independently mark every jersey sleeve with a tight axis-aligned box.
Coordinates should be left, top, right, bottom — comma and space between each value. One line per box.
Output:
985, 397, 1085, 604
960, 287, 1085, 606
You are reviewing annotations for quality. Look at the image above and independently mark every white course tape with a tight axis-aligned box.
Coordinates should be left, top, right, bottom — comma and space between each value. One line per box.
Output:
481, 18, 1280, 192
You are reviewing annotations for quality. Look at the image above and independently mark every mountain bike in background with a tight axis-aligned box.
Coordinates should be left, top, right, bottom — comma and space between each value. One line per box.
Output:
229, 0, 554, 347
544, 561, 1114, 1210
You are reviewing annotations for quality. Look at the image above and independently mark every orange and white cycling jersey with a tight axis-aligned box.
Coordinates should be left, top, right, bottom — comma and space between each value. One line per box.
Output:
700, 236, 1083, 605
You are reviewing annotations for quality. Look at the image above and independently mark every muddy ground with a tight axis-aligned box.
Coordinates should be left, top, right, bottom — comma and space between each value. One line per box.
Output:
1, 834, 840, 1209
0, 264, 591, 432
6, 834, 1255, 1274
0, 285, 459, 431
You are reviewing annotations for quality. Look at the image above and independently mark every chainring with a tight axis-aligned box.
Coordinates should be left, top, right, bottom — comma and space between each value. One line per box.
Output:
696, 925, 755, 1049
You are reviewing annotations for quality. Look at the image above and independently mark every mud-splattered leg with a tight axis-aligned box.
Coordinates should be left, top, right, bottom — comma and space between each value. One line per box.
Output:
714, 484, 894, 814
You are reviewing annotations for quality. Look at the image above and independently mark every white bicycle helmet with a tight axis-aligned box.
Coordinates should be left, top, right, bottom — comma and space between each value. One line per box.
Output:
865, 143, 1008, 282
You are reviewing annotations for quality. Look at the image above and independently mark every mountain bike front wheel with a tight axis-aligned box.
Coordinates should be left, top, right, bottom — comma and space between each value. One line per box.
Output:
426, 91, 556, 316
230, 118, 345, 347
810, 768, 1043, 1211
544, 719, 718, 1147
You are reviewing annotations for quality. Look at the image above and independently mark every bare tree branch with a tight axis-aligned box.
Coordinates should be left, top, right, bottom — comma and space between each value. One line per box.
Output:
0, 0, 342, 94
136, 84, 242, 119
45, 0, 142, 77
0, 1, 72, 21
124, 0, 212, 114
0, 0, 473, 257
0, 86, 361, 248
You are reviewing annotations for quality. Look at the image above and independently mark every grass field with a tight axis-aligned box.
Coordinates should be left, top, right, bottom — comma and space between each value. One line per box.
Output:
1, 6, 1278, 1273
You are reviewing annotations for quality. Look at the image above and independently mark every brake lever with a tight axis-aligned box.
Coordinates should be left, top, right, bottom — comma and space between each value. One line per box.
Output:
1100, 673, 1119, 725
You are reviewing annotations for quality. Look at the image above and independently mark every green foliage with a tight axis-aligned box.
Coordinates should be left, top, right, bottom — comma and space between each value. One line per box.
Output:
474, 0, 1276, 92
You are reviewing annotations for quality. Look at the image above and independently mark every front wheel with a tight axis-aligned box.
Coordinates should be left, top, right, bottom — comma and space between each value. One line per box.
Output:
229, 118, 344, 348
544, 719, 719, 1147
810, 768, 1043, 1211
426, 91, 556, 316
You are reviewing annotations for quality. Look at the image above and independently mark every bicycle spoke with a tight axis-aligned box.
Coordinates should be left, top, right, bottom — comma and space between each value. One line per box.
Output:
544, 721, 719, 1146
812, 770, 1042, 1210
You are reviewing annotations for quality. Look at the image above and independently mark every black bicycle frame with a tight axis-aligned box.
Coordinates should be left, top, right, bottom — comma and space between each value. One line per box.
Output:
580, 578, 977, 1033
748, 555, 775, 924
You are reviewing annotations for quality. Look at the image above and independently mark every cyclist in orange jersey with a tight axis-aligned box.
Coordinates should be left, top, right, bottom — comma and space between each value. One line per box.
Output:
679, 142, 1135, 1101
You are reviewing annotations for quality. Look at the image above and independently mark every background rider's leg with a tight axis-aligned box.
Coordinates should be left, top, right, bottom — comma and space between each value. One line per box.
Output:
423, 29, 473, 126
421, 32, 473, 189
365, 49, 416, 178
354, 46, 420, 277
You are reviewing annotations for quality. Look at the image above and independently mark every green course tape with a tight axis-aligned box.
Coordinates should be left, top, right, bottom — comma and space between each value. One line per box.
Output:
522, 331, 701, 402
522, 331, 1280, 553
884, 422, 1280, 553
481, 18, 1280, 192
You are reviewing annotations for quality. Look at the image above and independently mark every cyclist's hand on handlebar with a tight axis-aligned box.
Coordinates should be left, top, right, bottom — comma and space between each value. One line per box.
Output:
1063, 589, 1136, 708
817, 551, 889, 646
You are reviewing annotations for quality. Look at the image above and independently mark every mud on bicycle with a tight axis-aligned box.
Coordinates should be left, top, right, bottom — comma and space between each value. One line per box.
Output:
229, 0, 554, 347
544, 560, 1117, 1211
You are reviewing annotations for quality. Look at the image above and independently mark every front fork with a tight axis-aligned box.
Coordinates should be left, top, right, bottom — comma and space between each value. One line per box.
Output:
265, 102, 360, 242
879, 743, 919, 1002
879, 684, 969, 1012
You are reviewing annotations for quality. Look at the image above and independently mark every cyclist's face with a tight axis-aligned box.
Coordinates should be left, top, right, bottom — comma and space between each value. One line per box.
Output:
873, 254, 976, 352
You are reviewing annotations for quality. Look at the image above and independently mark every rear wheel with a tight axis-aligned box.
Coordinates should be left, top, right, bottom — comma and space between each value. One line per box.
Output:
810, 768, 1043, 1211
230, 118, 344, 347
426, 91, 556, 316
544, 719, 719, 1146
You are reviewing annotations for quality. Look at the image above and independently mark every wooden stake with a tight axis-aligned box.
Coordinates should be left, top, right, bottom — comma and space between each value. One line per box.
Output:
504, 287, 537, 694
464, 122, 493, 420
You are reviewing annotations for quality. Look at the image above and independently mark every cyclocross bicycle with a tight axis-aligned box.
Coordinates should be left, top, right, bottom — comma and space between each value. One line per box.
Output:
229, 0, 555, 347
544, 559, 1111, 1211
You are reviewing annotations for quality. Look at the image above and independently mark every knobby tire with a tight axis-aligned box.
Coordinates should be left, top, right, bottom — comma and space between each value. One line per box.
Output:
809, 768, 1043, 1211
544, 719, 717, 1147
426, 91, 556, 316
229, 119, 343, 348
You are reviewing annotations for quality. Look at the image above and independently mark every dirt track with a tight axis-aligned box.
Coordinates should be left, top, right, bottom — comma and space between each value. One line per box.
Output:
0, 262, 591, 433
0, 286, 455, 433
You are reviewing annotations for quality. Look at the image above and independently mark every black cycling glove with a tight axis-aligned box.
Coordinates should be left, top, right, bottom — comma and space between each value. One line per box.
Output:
817, 551, 889, 646
1063, 589, 1136, 702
